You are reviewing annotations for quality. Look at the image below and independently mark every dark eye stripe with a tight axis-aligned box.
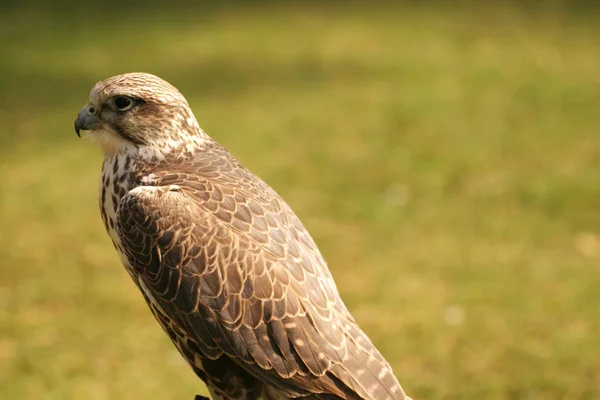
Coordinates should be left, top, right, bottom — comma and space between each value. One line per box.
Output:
111, 123, 145, 146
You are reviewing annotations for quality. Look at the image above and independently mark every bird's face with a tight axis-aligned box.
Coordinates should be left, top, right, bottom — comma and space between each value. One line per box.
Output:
75, 72, 204, 155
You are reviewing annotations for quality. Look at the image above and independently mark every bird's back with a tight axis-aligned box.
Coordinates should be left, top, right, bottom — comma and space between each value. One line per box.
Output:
113, 144, 407, 400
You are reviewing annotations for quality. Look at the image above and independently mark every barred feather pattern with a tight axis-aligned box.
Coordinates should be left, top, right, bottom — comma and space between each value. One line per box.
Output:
88, 73, 410, 400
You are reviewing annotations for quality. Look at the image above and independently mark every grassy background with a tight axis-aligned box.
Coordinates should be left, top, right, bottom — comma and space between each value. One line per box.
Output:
1, 2, 600, 399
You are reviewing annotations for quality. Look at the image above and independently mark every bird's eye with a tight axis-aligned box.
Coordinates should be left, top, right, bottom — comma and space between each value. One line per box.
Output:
112, 96, 134, 111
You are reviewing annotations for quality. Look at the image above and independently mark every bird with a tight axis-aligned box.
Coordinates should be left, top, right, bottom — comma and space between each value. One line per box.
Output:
74, 72, 411, 400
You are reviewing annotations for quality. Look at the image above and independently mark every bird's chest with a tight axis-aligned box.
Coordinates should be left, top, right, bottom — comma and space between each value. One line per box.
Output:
99, 155, 139, 274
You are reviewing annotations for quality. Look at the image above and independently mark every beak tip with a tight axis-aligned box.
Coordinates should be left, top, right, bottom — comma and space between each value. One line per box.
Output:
74, 120, 81, 138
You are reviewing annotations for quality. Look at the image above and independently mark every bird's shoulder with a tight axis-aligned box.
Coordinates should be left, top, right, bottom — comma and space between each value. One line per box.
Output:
124, 147, 318, 260
132, 146, 281, 211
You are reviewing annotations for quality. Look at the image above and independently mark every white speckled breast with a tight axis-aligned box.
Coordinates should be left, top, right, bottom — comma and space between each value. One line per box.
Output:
99, 153, 139, 275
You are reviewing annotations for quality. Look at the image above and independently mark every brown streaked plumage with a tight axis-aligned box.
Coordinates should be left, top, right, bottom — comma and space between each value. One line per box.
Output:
74, 72, 411, 400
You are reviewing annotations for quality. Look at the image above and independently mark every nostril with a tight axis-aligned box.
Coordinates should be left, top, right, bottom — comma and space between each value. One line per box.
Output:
88, 106, 96, 114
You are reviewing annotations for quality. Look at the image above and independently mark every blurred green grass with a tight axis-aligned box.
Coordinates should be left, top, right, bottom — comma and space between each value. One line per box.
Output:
1, 2, 600, 399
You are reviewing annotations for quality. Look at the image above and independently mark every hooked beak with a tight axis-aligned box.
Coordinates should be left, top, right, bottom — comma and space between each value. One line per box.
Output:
74, 105, 101, 138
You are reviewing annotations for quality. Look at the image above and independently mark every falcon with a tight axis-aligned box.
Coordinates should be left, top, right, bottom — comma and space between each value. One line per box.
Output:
74, 72, 411, 400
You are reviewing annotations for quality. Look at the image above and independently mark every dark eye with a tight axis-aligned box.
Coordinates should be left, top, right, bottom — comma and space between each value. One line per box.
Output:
112, 96, 134, 111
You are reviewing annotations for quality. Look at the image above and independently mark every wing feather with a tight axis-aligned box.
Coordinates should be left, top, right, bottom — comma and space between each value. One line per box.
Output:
116, 150, 407, 400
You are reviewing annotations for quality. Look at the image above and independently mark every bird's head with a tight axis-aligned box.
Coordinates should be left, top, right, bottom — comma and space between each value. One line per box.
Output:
75, 72, 207, 157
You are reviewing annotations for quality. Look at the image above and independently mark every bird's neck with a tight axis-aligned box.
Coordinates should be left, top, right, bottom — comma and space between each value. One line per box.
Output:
99, 138, 204, 200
